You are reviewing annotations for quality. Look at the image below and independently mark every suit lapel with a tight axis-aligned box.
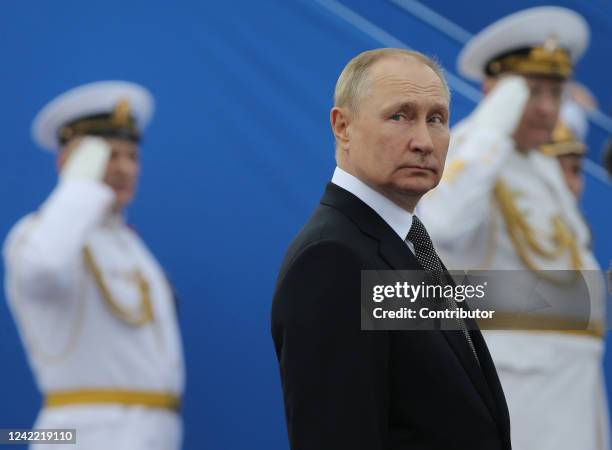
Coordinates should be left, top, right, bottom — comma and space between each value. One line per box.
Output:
321, 182, 504, 429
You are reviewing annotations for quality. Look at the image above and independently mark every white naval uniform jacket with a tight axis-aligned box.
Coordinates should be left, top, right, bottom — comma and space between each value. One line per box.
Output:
3, 179, 185, 450
419, 118, 609, 450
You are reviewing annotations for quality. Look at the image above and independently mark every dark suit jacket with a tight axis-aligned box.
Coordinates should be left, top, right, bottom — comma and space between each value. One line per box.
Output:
271, 183, 511, 450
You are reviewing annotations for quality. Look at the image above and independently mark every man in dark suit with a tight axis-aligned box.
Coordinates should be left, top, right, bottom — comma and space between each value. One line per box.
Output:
271, 48, 511, 450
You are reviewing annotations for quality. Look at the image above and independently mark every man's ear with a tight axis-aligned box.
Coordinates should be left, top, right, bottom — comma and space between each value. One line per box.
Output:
330, 106, 351, 151
56, 148, 68, 172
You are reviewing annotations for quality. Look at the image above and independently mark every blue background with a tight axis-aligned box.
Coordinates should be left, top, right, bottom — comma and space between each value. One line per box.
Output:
0, 1, 610, 448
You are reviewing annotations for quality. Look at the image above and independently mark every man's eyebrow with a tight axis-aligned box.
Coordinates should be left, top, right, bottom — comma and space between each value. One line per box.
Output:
387, 101, 417, 113
430, 102, 449, 116
388, 101, 448, 116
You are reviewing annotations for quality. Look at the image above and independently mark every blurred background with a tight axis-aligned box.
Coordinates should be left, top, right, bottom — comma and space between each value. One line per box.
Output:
0, 1, 610, 448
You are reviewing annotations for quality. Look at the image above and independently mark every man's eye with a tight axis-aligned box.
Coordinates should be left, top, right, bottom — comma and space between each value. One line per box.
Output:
390, 114, 403, 121
429, 115, 443, 124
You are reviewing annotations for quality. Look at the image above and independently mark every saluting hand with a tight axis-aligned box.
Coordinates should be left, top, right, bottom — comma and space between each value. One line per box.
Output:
60, 136, 111, 183
471, 76, 530, 137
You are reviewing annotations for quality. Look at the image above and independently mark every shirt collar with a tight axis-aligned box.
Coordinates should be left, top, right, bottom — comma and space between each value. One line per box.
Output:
331, 166, 413, 241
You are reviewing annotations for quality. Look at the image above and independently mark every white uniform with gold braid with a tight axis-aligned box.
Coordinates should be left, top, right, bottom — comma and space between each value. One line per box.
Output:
419, 7, 608, 450
4, 179, 184, 450
421, 112, 608, 450
3, 82, 184, 450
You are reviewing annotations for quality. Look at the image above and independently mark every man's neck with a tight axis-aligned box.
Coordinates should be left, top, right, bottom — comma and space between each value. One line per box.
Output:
375, 186, 418, 213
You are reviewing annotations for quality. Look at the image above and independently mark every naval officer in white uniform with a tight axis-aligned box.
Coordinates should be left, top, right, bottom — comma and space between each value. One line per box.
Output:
418, 6, 608, 450
541, 99, 590, 200
3, 81, 185, 450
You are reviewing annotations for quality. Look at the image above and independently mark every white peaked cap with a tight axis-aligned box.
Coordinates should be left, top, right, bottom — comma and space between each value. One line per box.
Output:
32, 80, 154, 152
458, 6, 589, 81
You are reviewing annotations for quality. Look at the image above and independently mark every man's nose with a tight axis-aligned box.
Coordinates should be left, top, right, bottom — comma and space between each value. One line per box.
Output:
535, 93, 559, 117
115, 155, 138, 175
409, 120, 434, 154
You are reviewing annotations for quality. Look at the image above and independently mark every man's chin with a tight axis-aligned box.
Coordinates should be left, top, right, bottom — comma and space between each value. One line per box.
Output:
392, 183, 436, 198
112, 191, 134, 211
392, 177, 438, 194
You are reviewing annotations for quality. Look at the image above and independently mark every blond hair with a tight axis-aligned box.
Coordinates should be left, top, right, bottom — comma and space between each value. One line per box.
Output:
334, 48, 450, 114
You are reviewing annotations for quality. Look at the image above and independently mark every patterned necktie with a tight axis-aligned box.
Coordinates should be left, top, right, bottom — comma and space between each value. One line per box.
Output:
406, 215, 480, 365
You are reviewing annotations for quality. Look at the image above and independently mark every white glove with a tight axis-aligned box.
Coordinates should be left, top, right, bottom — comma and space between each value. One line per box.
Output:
60, 136, 111, 182
470, 76, 530, 137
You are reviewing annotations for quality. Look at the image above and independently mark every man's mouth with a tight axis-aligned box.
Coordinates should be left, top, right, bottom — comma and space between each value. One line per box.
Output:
112, 184, 133, 191
529, 123, 553, 132
400, 164, 435, 173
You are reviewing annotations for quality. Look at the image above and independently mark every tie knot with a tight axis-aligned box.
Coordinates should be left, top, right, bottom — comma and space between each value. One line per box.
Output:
406, 215, 434, 250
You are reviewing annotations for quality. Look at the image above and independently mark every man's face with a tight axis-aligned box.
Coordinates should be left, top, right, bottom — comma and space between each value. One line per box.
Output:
512, 75, 564, 150
558, 154, 584, 199
333, 57, 450, 209
59, 136, 140, 210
